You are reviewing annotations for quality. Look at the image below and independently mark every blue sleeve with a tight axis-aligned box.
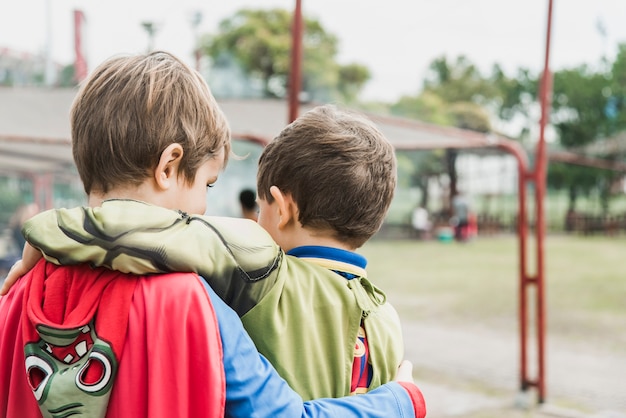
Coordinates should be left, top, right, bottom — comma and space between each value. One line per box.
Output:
201, 281, 417, 418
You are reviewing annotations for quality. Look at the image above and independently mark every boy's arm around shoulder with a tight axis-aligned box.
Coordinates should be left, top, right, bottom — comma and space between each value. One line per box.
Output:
0, 242, 42, 295
22, 202, 282, 314
200, 278, 427, 418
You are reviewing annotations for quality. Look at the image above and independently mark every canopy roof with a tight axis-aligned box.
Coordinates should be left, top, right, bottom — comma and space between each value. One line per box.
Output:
0, 88, 511, 177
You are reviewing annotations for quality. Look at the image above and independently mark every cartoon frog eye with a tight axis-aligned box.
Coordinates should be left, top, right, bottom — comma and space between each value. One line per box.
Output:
76, 350, 113, 394
25, 355, 53, 401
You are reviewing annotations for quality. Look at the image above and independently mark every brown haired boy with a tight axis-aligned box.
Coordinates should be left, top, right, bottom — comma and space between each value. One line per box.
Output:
4, 99, 416, 406
254, 105, 402, 397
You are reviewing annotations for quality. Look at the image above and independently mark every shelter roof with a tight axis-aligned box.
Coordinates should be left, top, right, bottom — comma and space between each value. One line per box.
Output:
575, 131, 626, 156
0, 87, 513, 177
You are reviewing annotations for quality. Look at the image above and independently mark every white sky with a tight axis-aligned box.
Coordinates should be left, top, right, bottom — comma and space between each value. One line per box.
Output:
1, 0, 625, 101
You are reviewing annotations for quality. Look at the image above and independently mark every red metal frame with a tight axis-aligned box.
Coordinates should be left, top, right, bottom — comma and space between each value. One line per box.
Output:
4, 0, 553, 405
496, 0, 553, 404
525, 0, 553, 403
498, 0, 553, 404
288, 0, 303, 124
286, 0, 555, 404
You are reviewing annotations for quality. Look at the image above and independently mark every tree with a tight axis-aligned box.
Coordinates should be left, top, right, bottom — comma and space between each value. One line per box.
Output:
203, 9, 292, 97
58, 64, 77, 87
547, 163, 609, 211
202, 8, 370, 101
489, 65, 538, 144
447, 102, 491, 133
396, 149, 446, 211
337, 63, 371, 104
606, 44, 626, 133
549, 53, 626, 212
423, 55, 498, 104
412, 55, 496, 208
141, 21, 160, 53
390, 92, 452, 210
390, 91, 452, 126
552, 65, 611, 147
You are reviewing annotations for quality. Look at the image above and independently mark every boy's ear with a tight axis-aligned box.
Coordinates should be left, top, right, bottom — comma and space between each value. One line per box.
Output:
155, 143, 184, 190
269, 186, 297, 229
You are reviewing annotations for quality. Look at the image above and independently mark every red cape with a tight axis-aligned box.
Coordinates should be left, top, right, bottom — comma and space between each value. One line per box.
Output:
0, 261, 225, 417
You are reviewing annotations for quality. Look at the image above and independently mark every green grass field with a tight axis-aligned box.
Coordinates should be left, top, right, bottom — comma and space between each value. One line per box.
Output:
360, 235, 626, 348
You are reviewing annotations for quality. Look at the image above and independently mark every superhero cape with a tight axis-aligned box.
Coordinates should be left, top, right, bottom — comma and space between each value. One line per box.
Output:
0, 260, 226, 418
21, 260, 136, 418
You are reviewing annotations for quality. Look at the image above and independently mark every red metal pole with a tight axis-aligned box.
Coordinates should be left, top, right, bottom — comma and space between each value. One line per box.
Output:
288, 0, 303, 124
73, 10, 88, 83
496, 141, 530, 393
498, 2, 553, 399
195, 49, 201, 72
534, 0, 554, 403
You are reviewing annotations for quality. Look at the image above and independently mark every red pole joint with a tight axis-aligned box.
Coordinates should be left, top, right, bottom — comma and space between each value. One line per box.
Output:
288, 0, 303, 124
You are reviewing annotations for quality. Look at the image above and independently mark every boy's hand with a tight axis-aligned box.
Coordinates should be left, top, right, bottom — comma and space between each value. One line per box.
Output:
0, 243, 43, 295
394, 360, 427, 418
1, 260, 26, 295
394, 360, 415, 383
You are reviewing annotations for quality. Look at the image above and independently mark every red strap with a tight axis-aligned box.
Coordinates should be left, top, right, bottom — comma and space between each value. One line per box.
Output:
398, 382, 427, 418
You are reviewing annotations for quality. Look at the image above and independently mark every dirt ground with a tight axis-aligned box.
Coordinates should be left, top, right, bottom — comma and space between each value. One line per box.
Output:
2, 231, 624, 417
402, 318, 626, 417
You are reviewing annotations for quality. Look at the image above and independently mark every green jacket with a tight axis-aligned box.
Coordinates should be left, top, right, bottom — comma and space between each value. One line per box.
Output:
23, 199, 404, 400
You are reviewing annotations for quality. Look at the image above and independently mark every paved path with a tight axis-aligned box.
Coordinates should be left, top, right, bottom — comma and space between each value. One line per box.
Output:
402, 320, 626, 417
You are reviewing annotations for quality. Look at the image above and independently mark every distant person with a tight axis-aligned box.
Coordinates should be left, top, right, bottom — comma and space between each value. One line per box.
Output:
239, 188, 258, 221
564, 208, 577, 232
451, 193, 474, 241
1, 203, 37, 277
411, 205, 431, 239
451, 194, 478, 242
0, 52, 426, 417
8, 203, 39, 252
9, 105, 414, 402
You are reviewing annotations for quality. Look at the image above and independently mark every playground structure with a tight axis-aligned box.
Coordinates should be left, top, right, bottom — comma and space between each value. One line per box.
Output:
0, 0, 553, 404
3, 0, 626, 408
288, 1, 626, 404
287, 0, 554, 403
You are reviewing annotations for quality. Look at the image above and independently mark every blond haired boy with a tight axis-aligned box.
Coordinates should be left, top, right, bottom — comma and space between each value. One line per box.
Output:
3, 77, 422, 412
0, 51, 425, 418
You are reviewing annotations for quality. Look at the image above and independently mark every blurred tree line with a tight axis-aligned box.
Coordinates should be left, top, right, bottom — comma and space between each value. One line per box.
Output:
198, 8, 626, 214
393, 47, 626, 213
201, 8, 370, 102
29, 7, 623, 215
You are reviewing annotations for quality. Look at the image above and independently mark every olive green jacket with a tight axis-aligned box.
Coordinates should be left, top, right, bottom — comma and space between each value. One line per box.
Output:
23, 199, 404, 400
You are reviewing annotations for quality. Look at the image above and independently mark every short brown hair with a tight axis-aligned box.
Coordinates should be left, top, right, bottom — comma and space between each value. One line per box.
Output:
71, 51, 231, 194
257, 105, 396, 248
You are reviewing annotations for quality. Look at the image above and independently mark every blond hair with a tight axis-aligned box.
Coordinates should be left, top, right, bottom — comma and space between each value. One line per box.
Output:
71, 51, 231, 194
